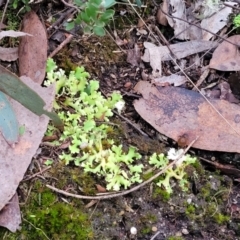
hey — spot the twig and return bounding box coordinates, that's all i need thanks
[47,8,76,33]
[48,34,74,58]
[61,0,80,12]
[23,218,50,240]
[158,3,240,48]
[0,0,9,28]
[46,137,198,199]
[150,231,161,240]
[223,2,240,10]
[113,109,149,137]
[23,166,51,182]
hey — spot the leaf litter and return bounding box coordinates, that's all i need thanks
[0,9,55,232]
[1,0,240,238]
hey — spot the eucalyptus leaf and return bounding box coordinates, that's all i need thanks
[0,65,63,129]
[0,91,19,145]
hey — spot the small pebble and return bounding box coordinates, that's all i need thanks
[175,231,182,237]
[124,82,132,89]
[130,227,137,235]
[182,228,189,235]
[152,226,158,232]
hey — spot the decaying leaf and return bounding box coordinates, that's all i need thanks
[127,44,141,67]
[0,194,21,232]
[152,74,187,86]
[209,35,240,71]
[0,65,63,128]
[133,81,240,153]
[0,91,19,145]
[142,40,218,62]
[0,30,32,40]
[18,10,47,84]
[156,0,168,26]
[0,47,18,62]
[165,0,189,39]
[201,3,234,40]
[0,76,55,211]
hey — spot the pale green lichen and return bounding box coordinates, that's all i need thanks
[45,59,142,191]
[46,59,196,193]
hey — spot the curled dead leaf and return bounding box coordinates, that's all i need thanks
[209,35,240,71]
[134,81,240,153]
[18,10,47,84]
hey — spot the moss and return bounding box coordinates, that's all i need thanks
[167,237,184,240]
[142,171,154,181]
[200,182,212,200]
[0,180,93,240]
[140,226,152,234]
[152,185,171,202]
[186,204,196,215]
[48,161,97,195]
[213,213,230,225]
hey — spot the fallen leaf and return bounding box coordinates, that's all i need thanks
[0,91,19,145]
[0,194,21,232]
[152,74,187,86]
[127,44,141,67]
[0,76,55,211]
[0,47,18,62]
[201,4,234,40]
[142,40,218,62]
[209,35,240,71]
[0,65,63,128]
[165,0,189,39]
[133,81,240,153]
[96,184,106,193]
[156,0,168,26]
[18,10,47,84]
[0,30,32,40]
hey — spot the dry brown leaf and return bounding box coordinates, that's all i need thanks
[165,0,189,39]
[18,10,47,84]
[142,40,218,62]
[0,194,21,232]
[201,4,234,40]
[156,0,168,26]
[152,74,186,86]
[0,30,32,40]
[209,35,240,71]
[96,184,107,193]
[133,81,240,153]
[0,76,55,211]
[0,47,18,61]
[127,44,141,67]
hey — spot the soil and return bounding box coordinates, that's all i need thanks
[1,2,240,240]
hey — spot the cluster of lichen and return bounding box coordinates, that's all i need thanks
[45,59,197,193]
[45,59,143,191]
[234,14,240,28]
[149,148,197,194]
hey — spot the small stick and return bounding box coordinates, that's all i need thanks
[113,109,149,137]
[48,34,73,58]
[46,137,199,200]
[61,0,81,12]
[23,166,51,182]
